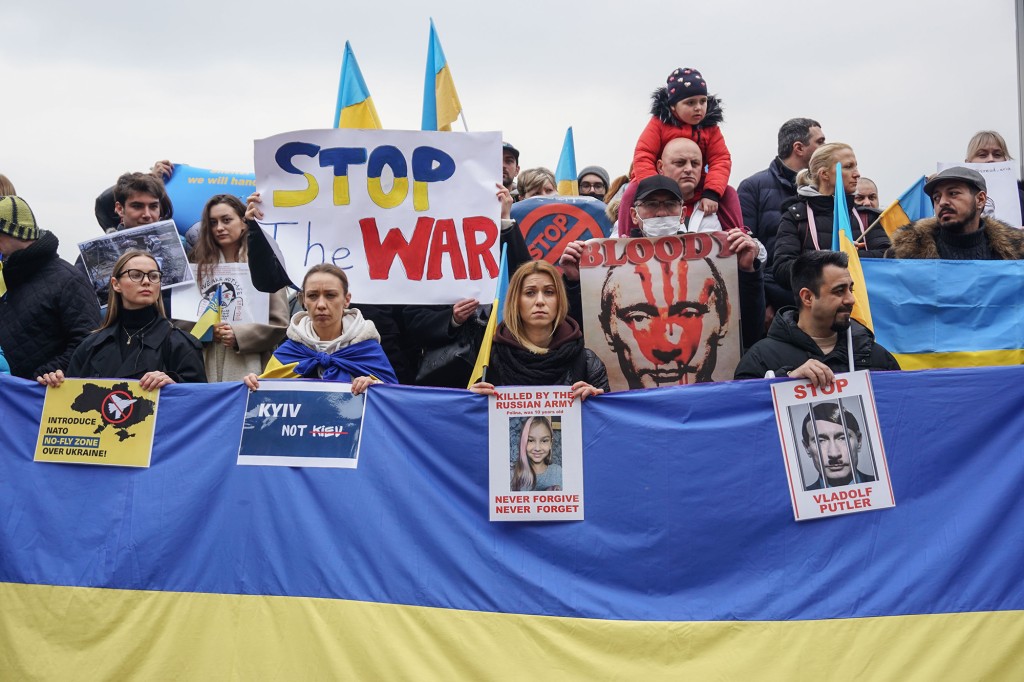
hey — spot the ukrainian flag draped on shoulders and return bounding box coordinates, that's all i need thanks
[261,311,397,384]
[832,163,873,331]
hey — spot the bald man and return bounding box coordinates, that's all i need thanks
[617,138,746,236]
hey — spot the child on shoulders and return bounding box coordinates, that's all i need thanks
[632,67,731,215]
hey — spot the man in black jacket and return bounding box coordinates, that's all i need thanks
[0,196,101,381]
[734,250,898,385]
[737,118,824,313]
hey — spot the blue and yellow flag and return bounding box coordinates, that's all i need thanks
[421,18,463,132]
[3,368,1024,678]
[832,163,873,331]
[863,259,1024,369]
[555,127,579,196]
[877,175,933,237]
[190,284,222,342]
[334,41,382,130]
[467,243,508,387]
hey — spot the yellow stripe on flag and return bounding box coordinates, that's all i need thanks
[338,97,382,130]
[839,231,873,331]
[878,203,912,238]
[259,357,302,379]
[893,349,1024,370]
[4,582,1024,681]
[557,180,579,196]
[434,66,461,132]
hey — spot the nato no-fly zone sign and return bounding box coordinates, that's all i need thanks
[35,379,159,468]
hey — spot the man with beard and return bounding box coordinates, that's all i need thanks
[886,167,1024,260]
[800,402,875,490]
[502,142,521,198]
[734,250,899,385]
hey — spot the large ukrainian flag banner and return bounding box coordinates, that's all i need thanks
[2,369,1024,679]
[862,259,1024,369]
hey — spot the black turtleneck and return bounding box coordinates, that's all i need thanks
[118,305,161,361]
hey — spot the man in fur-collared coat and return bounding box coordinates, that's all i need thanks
[886,166,1024,260]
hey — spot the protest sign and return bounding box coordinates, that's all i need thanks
[937,160,1022,227]
[254,129,501,304]
[34,379,159,467]
[237,380,366,468]
[77,220,194,296]
[164,164,256,237]
[772,370,894,521]
[510,195,613,263]
[488,386,583,522]
[579,234,742,391]
[171,263,269,324]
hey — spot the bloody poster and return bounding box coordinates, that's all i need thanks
[578,234,742,392]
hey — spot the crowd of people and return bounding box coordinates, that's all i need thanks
[1,65,1022,466]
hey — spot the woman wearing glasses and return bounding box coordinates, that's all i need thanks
[38,250,206,389]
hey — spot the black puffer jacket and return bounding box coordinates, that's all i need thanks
[734,307,900,380]
[0,231,102,379]
[738,157,798,262]
[772,191,889,292]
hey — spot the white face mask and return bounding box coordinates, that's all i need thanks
[639,214,683,237]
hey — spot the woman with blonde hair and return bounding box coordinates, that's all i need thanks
[470,260,607,400]
[516,168,557,199]
[772,142,890,290]
[965,130,1024,221]
[186,194,288,382]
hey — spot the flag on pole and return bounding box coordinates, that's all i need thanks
[191,284,222,343]
[877,176,932,237]
[334,41,382,130]
[555,127,579,196]
[421,19,463,132]
[832,164,873,331]
[467,244,509,387]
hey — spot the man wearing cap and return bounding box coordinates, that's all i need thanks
[502,142,521,197]
[0,196,101,382]
[886,167,1024,260]
[561,174,766,352]
[577,166,610,201]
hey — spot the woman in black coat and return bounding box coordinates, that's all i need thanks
[39,250,206,389]
[772,143,890,292]
[470,260,607,400]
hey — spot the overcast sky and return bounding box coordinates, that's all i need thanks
[5,0,1021,261]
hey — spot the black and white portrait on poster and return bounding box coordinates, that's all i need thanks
[772,370,895,521]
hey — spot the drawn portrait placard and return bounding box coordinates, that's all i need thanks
[579,234,742,392]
